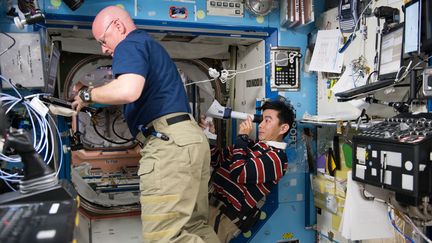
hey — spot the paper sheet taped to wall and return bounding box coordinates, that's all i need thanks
[339,171,394,240]
[309,29,344,73]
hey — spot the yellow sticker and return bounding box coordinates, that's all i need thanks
[76,195,80,208]
[196,10,205,19]
[260,211,267,220]
[116,4,125,9]
[50,0,62,8]
[282,232,294,239]
[256,16,264,24]
[243,230,252,238]
[75,213,79,226]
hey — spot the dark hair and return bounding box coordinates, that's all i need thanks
[260,98,295,138]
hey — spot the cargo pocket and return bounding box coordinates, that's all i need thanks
[138,160,160,194]
[155,133,203,193]
[172,133,203,147]
[174,132,203,157]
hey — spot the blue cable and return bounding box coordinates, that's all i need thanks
[388,210,415,243]
[338,33,356,53]
[319,232,340,243]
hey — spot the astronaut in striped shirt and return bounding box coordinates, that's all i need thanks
[200,97,295,243]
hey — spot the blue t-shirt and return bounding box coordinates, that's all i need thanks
[112,29,190,136]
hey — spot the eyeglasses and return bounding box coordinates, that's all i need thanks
[97,19,117,46]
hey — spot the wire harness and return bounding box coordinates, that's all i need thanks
[0,75,63,191]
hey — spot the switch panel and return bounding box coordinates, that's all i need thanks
[352,113,432,205]
[207,0,244,17]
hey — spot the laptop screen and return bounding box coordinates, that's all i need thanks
[404,0,421,55]
[378,25,403,80]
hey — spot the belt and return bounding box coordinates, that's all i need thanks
[140,114,191,138]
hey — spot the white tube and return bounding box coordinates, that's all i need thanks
[206,99,262,122]
[231,111,253,120]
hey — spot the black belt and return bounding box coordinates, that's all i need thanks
[165,114,191,126]
[141,114,191,138]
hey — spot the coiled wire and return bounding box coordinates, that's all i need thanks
[0,75,63,191]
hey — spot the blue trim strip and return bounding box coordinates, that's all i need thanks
[264,30,279,99]
[231,119,237,144]
[305,172,312,227]
[44,13,278,39]
[57,116,71,180]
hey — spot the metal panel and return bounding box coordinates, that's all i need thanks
[234,41,266,140]
[0,32,45,88]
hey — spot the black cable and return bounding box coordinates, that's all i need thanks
[405,71,423,103]
[0,32,16,57]
[111,114,134,142]
[365,97,406,113]
[397,56,432,84]
[92,121,131,145]
[365,70,377,84]
[409,75,423,103]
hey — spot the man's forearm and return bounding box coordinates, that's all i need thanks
[91,73,145,105]
[91,80,131,104]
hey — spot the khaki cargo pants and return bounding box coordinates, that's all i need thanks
[138,113,220,243]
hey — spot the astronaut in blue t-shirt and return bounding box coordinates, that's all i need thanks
[72,5,220,243]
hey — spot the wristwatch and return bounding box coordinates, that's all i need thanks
[79,87,93,103]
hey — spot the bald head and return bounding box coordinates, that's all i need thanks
[93,6,136,34]
[92,6,137,54]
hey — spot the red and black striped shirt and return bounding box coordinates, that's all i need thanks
[210,139,288,213]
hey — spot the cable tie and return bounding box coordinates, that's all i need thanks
[220,69,229,83]
[208,68,220,79]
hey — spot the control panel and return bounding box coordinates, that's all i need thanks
[270,47,302,91]
[352,113,432,205]
[206,0,244,17]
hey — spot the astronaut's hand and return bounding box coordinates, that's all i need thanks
[199,115,215,134]
[238,116,253,136]
[71,95,88,112]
